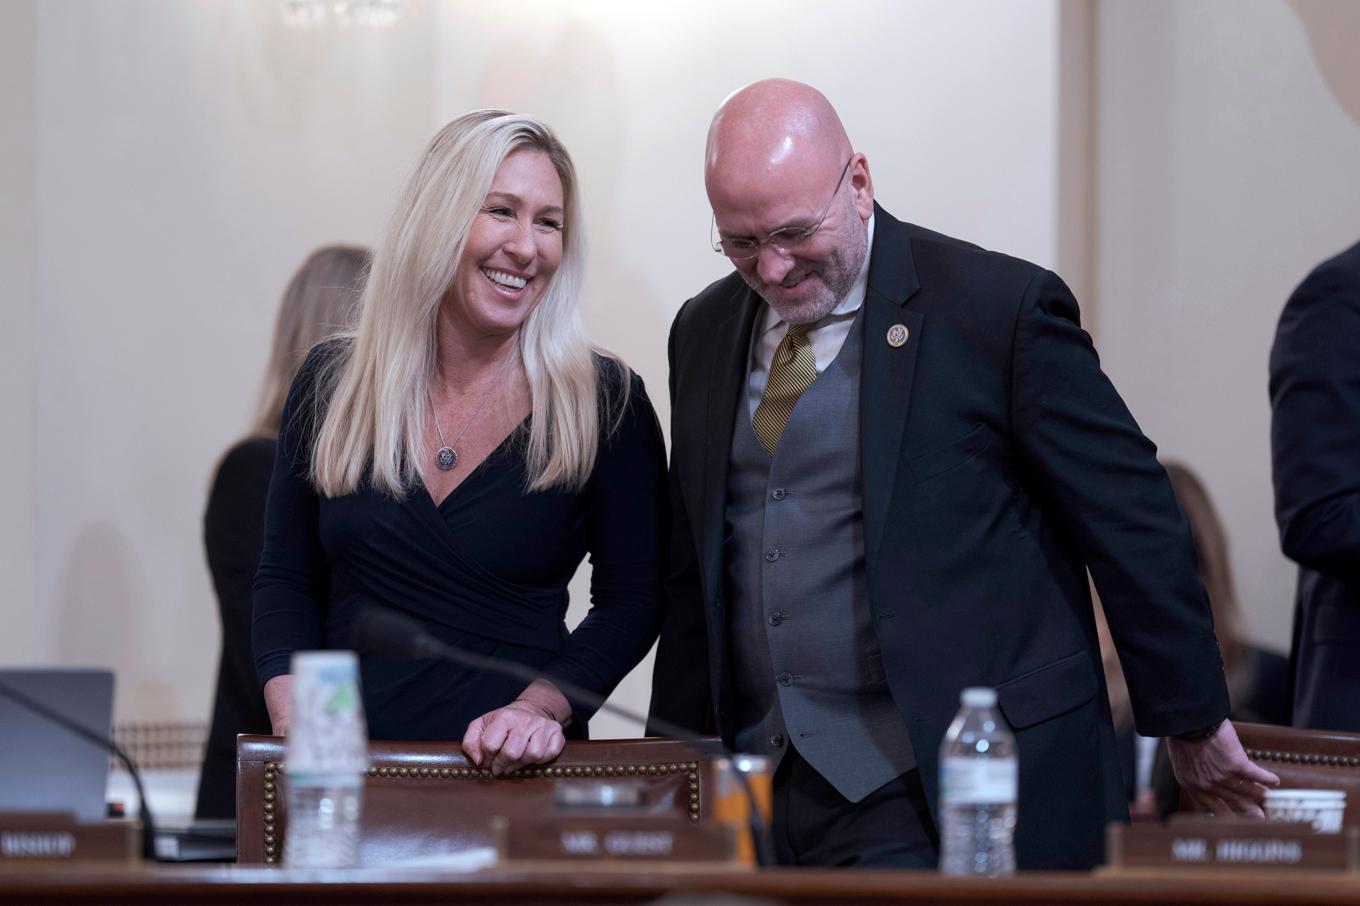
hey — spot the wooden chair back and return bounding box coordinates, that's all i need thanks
[236,735,713,864]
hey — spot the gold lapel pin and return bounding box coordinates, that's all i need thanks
[886,324,910,348]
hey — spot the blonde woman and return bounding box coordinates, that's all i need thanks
[252,112,666,775]
[197,245,369,820]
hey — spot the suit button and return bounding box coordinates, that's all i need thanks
[769,733,785,748]
[764,549,781,562]
[771,488,786,501]
[768,612,784,626]
[778,672,794,687]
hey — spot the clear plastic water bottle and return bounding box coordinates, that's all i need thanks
[284,651,368,868]
[938,687,1017,876]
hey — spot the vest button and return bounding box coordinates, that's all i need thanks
[771,487,786,501]
[769,733,785,748]
[767,612,784,627]
[778,672,794,687]
[764,549,781,562]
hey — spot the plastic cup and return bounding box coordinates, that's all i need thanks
[714,754,773,865]
[1263,788,1346,834]
[285,650,368,777]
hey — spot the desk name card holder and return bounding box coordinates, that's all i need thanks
[493,814,734,865]
[494,766,744,866]
[1106,816,1360,873]
[0,813,138,863]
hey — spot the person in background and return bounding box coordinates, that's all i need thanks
[195,245,370,820]
[1270,241,1360,732]
[1099,461,1290,817]
[253,111,667,776]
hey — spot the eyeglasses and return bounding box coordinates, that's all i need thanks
[710,156,854,261]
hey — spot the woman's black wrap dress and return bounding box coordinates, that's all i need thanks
[253,343,667,740]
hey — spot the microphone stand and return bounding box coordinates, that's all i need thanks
[364,612,776,867]
[0,678,158,862]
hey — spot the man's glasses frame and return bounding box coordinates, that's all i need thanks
[710,156,854,261]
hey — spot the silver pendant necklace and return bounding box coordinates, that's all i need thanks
[429,351,514,472]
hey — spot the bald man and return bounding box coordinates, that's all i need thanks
[647,79,1276,869]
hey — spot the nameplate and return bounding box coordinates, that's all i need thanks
[0,813,137,862]
[493,815,733,864]
[1107,817,1358,872]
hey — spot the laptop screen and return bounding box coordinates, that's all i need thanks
[0,668,114,824]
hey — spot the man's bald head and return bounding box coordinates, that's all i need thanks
[706,79,854,209]
[704,79,874,325]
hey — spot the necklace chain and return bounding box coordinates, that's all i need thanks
[429,350,515,471]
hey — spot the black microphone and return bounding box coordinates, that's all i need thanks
[351,605,775,866]
[354,605,450,663]
[0,678,158,862]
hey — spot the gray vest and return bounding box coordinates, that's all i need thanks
[725,313,916,803]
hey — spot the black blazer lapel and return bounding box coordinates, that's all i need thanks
[698,287,763,606]
[861,205,924,568]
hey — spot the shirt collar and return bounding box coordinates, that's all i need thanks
[760,212,876,335]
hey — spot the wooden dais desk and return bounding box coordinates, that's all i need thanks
[2,864,1360,905]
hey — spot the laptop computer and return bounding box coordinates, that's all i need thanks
[0,668,114,824]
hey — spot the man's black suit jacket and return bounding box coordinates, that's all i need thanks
[648,205,1229,869]
[1271,240,1360,732]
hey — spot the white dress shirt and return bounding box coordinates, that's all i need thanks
[746,214,876,418]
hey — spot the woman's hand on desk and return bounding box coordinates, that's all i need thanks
[263,674,293,737]
[463,680,571,776]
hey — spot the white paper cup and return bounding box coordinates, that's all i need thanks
[286,650,369,777]
[1263,788,1346,834]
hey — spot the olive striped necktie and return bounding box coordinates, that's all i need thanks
[753,322,817,456]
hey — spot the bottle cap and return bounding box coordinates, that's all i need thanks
[960,687,997,708]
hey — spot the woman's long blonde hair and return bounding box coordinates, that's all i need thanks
[253,245,370,437]
[310,110,616,497]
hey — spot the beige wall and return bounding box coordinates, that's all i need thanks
[1094,0,1360,652]
[31,0,437,721]
[18,0,1351,737]
[0,0,37,665]
[18,0,1069,735]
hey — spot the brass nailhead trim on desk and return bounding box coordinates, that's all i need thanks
[259,760,703,865]
[1246,748,1360,768]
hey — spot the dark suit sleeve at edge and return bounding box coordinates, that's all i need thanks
[1270,257,1360,585]
[647,304,717,736]
[1009,270,1229,737]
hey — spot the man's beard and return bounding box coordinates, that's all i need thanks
[742,217,867,326]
